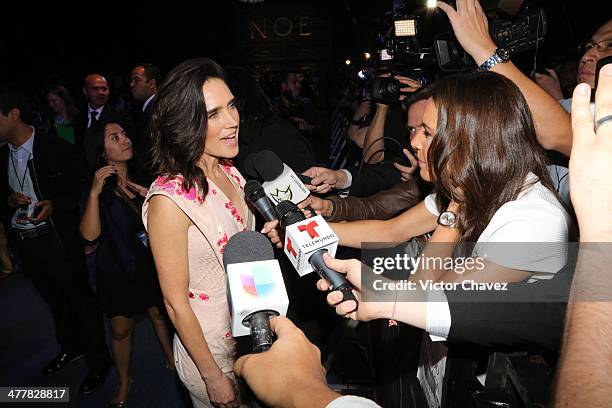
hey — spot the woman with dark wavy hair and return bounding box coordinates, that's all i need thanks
[320,71,571,285]
[143,58,274,408]
[80,121,175,406]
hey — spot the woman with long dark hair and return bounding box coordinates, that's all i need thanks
[80,121,175,407]
[143,58,276,408]
[297,72,571,287]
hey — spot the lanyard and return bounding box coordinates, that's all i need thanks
[9,150,31,193]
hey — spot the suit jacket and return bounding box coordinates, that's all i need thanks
[0,132,83,246]
[73,104,133,151]
[131,96,155,164]
[326,180,421,222]
[445,253,576,353]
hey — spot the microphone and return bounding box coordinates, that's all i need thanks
[223,231,289,352]
[244,180,277,222]
[249,150,311,205]
[275,201,357,304]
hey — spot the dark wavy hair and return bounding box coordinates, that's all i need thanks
[427,71,556,243]
[84,120,151,205]
[149,58,226,195]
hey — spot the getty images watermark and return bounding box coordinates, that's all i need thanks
[370,253,509,292]
[357,242,583,303]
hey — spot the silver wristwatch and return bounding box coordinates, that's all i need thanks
[437,211,457,228]
[477,48,511,72]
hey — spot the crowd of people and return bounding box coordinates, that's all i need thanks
[0,0,611,407]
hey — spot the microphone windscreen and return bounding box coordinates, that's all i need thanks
[222,231,275,269]
[283,211,306,227]
[275,200,300,219]
[242,153,260,180]
[244,180,264,201]
[253,150,284,181]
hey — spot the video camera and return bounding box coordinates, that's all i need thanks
[380,0,547,72]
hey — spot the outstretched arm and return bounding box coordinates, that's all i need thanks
[438,0,572,156]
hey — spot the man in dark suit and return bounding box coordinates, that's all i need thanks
[129,63,160,163]
[73,74,129,151]
[0,87,111,394]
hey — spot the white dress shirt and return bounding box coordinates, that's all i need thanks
[87,105,105,128]
[142,94,155,112]
[7,128,45,230]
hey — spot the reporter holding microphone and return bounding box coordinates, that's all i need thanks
[234,316,381,408]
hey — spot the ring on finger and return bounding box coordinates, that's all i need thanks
[595,114,612,132]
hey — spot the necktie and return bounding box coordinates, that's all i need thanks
[89,110,98,127]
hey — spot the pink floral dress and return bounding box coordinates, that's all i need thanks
[142,164,254,408]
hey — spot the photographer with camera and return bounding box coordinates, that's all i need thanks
[436,0,573,157]
[299,89,429,221]
[362,74,422,164]
[303,74,422,197]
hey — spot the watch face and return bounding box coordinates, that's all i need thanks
[439,211,456,227]
[497,48,511,61]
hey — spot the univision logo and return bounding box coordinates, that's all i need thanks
[241,264,275,297]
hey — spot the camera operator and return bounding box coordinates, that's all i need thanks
[362,74,422,164]
[299,90,429,222]
[303,76,422,197]
[437,0,573,157]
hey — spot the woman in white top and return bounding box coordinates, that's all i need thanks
[327,71,571,285]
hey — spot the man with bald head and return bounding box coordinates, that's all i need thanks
[73,73,126,151]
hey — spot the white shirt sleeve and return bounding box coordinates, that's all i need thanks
[326,395,381,408]
[338,169,352,189]
[426,289,452,341]
[474,200,569,275]
[424,193,439,216]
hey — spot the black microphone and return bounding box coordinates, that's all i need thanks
[223,231,289,353]
[254,150,312,184]
[275,200,357,305]
[244,180,277,222]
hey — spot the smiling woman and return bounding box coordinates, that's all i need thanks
[142,58,259,408]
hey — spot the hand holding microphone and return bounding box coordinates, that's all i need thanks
[316,255,389,322]
[244,180,283,248]
[223,231,289,353]
[275,200,358,306]
[245,150,311,205]
[301,166,349,194]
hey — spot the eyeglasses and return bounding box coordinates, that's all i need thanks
[580,39,612,54]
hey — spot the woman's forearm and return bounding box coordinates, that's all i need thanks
[79,193,102,241]
[165,299,224,380]
[330,219,401,249]
[415,226,461,283]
